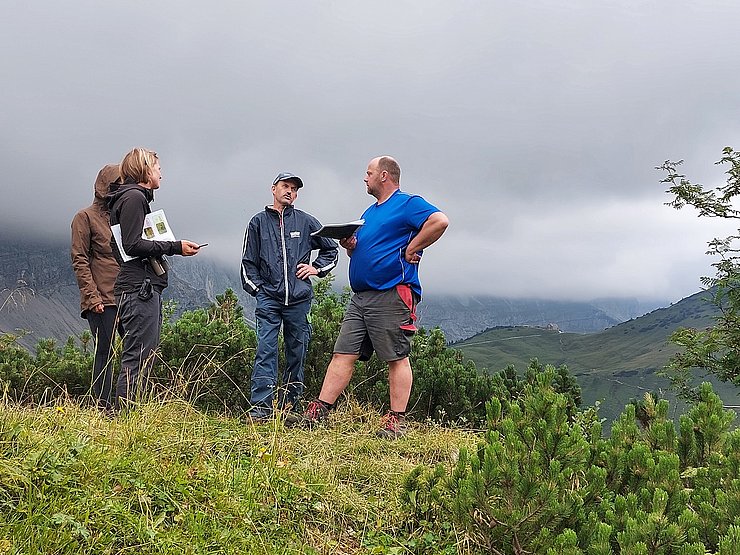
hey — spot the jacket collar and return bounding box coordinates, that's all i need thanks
[120,179,154,202]
[265,204,295,217]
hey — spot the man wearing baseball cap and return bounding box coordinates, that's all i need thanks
[240,172,338,421]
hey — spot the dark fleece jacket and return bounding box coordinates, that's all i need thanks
[107,180,182,295]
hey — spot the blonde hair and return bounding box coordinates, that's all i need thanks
[120,147,158,184]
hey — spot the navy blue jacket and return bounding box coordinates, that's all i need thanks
[240,205,338,305]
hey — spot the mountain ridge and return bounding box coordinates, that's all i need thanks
[1,237,668,350]
[454,288,739,425]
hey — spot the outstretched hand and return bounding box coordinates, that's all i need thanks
[181,240,200,256]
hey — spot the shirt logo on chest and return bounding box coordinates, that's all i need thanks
[290,231,301,239]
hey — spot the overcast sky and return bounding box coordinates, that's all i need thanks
[2,1,739,302]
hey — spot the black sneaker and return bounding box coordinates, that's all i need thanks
[376,412,408,439]
[284,400,329,428]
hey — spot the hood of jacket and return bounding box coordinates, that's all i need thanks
[106,179,154,209]
[94,165,121,206]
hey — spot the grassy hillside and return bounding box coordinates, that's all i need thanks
[0,400,476,555]
[3,387,739,554]
[455,289,740,423]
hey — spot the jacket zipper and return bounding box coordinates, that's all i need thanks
[279,210,289,305]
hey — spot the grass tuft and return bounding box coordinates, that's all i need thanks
[0,399,475,554]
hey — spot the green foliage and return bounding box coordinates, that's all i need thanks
[525,359,582,416]
[157,289,256,412]
[402,374,739,554]
[719,525,740,555]
[2,290,258,413]
[0,332,36,396]
[403,367,602,554]
[453,369,601,553]
[33,336,94,397]
[628,391,667,429]
[658,147,740,397]
[303,276,351,400]
[402,328,501,425]
[0,332,92,403]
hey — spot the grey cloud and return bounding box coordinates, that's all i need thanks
[1,1,739,303]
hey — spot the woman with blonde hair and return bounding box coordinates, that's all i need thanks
[107,147,200,409]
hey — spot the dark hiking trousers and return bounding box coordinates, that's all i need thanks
[86,305,124,410]
[115,290,162,409]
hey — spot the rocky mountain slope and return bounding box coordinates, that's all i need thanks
[1,238,663,349]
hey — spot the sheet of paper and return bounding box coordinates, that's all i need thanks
[111,209,177,261]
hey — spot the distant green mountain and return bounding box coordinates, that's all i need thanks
[418,294,665,342]
[454,289,740,425]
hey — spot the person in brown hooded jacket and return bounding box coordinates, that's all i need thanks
[71,164,123,412]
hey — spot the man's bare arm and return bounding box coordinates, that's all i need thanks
[405,212,449,264]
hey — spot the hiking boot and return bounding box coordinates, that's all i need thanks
[284,400,329,428]
[101,407,117,420]
[376,412,408,439]
[246,410,272,424]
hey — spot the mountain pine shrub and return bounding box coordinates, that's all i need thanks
[402,370,739,554]
[0,333,92,403]
[156,289,256,412]
[0,332,37,399]
[402,367,603,553]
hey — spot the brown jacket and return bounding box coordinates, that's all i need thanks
[71,165,121,317]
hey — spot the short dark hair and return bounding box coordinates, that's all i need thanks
[377,156,401,184]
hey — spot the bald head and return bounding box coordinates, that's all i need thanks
[375,156,401,185]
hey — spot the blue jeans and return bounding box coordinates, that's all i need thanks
[250,292,311,417]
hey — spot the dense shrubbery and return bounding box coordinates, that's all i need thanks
[303,277,350,397]
[156,289,256,411]
[0,333,94,403]
[401,370,740,554]
[0,280,516,425]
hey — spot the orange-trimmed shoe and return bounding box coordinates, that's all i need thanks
[284,400,329,428]
[376,412,408,439]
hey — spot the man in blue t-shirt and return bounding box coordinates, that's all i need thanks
[287,156,449,438]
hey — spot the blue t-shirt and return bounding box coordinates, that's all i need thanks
[349,189,439,297]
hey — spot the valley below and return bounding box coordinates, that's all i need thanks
[454,290,740,425]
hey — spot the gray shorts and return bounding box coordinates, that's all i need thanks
[333,288,416,362]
